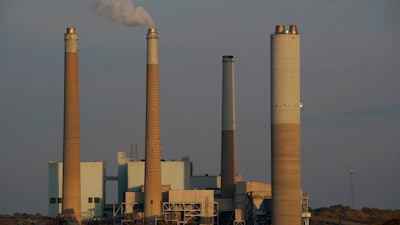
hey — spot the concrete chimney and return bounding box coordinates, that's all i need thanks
[144,28,162,224]
[62,27,81,223]
[270,24,301,225]
[220,55,237,198]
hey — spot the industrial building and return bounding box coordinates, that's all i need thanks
[48,162,106,219]
[49,153,276,225]
[49,25,310,225]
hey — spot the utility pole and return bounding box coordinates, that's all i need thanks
[350,165,355,209]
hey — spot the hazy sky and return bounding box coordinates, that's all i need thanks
[1,0,399,215]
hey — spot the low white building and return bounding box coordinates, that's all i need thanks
[118,151,210,201]
[48,161,106,219]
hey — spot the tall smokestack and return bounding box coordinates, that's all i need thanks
[221,55,237,198]
[144,28,162,224]
[270,24,301,225]
[62,27,81,223]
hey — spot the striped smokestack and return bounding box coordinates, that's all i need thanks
[270,24,301,225]
[144,28,162,224]
[221,55,237,198]
[62,27,81,223]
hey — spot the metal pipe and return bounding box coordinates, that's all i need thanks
[289,24,298,34]
[275,25,285,34]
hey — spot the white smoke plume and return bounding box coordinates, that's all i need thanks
[97,0,155,28]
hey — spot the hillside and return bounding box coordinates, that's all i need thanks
[310,205,400,225]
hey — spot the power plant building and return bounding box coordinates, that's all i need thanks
[48,153,276,224]
[117,152,192,195]
[49,26,310,225]
[48,162,106,219]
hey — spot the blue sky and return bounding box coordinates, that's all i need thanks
[0,0,399,215]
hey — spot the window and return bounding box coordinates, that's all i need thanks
[94,197,100,203]
[50,198,56,204]
[88,197,93,203]
[58,198,62,203]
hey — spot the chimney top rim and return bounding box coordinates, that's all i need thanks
[66,27,76,34]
